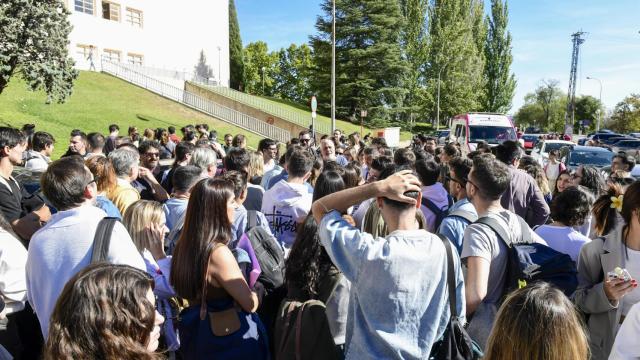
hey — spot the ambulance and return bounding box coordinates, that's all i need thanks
[448,113,517,154]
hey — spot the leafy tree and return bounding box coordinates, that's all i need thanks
[311,0,409,126]
[425,0,484,125]
[273,44,313,103]
[482,0,516,113]
[194,50,213,80]
[229,0,244,90]
[515,79,566,132]
[0,0,78,102]
[608,94,640,133]
[400,0,430,124]
[574,95,603,132]
[514,101,544,130]
[243,41,278,96]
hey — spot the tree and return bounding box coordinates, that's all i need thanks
[514,79,566,132]
[229,0,244,90]
[400,0,430,124]
[425,0,485,124]
[574,95,603,132]
[194,50,213,80]
[0,0,78,102]
[311,0,409,126]
[243,41,278,96]
[482,0,516,113]
[272,44,313,103]
[608,94,640,133]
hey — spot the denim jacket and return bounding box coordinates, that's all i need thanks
[319,211,465,360]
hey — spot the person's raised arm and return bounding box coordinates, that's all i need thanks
[139,167,170,202]
[209,245,259,313]
[312,170,421,225]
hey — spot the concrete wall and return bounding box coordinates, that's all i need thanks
[67,0,229,86]
[185,82,317,140]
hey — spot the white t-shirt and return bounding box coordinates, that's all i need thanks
[610,302,640,360]
[0,230,27,315]
[621,248,640,316]
[534,224,591,262]
[26,205,145,338]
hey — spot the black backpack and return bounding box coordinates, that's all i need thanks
[430,234,481,360]
[475,214,578,297]
[91,217,119,263]
[423,195,454,230]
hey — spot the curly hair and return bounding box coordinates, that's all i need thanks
[45,263,160,360]
[550,186,593,226]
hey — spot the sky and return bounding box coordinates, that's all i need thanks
[236,0,640,114]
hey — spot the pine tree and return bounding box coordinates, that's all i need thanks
[229,0,244,90]
[426,0,484,124]
[482,0,516,113]
[311,0,409,126]
[194,50,213,80]
[0,0,78,102]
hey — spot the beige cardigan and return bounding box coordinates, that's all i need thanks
[575,222,630,360]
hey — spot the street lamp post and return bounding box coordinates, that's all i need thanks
[586,76,603,131]
[436,66,446,131]
[331,0,336,133]
[360,109,367,138]
[217,46,221,86]
[261,66,266,95]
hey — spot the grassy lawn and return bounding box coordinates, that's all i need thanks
[0,71,263,159]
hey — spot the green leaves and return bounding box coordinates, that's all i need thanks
[229,0,244,90]
[0,0,78,103]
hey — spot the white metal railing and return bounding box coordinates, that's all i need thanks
[101,60,290,143]
[191,82,331,135]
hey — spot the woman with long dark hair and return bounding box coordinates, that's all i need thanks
[45,263,164,359]
[170,178,268,359]
[575,180,640,359]
[281,170,350,353]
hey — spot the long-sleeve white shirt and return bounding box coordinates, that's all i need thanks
[0,230,27,315]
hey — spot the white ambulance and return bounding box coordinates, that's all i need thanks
[448,113,517,154]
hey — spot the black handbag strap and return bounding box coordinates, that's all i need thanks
[437,234,457,318]
[247,210,258,230]
[91,217,118,263]
[475,214,531,248]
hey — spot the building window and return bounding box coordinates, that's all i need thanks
[126,8,143,28]
[102,1,120,21]
[127,53,144,66]
[74,0,94,14]
[102,49,121,62]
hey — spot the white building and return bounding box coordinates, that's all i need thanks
[66,0,230,86]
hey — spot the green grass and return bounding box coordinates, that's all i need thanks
[0,71,263,159]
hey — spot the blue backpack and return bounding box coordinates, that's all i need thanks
[475,215,578,298]
[422,195,454,230]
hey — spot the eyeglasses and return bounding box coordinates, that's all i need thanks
[86,175,99,187]
[300,138,311,143]
[570,172,582,180]
[445,174,463,185]
[464,176,478,189]
[145,152,160,158]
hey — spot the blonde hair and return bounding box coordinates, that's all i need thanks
[123,200,164,253]
[248,151,264,179]
[484,282,589,360]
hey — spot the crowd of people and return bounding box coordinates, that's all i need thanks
[1,122,640,360]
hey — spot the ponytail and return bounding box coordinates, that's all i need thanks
[592,184,623,237]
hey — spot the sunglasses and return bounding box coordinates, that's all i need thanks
[445,174,463,185]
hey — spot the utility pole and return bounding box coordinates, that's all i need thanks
[564,31,587,136]
[586,76,602,131]
[331,0,336,133]
[261,66,265,95]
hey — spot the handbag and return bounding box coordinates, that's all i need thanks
[430,234,482,360]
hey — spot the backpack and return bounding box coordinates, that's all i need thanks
[430,234,482,360]
[274,273,343,360]
[475,214,578,297]
[423,195,454,230]
[444,209,478,225]
[91,217,118,263]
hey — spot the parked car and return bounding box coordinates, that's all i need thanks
[604,136,635,146]
[531,140,575,166]
[522,134,543,153]
[629,132,640,139]
[611,140,640,159]
[436,130,450,145]
[563,145,614,171]
[448,113,516,155]
[591,133,623,144]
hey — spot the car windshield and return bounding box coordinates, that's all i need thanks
[617,141,640,148]
[523,135,538,141]
[469,126,516,144]
[543,142,571,153]
[568,151,613,167]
